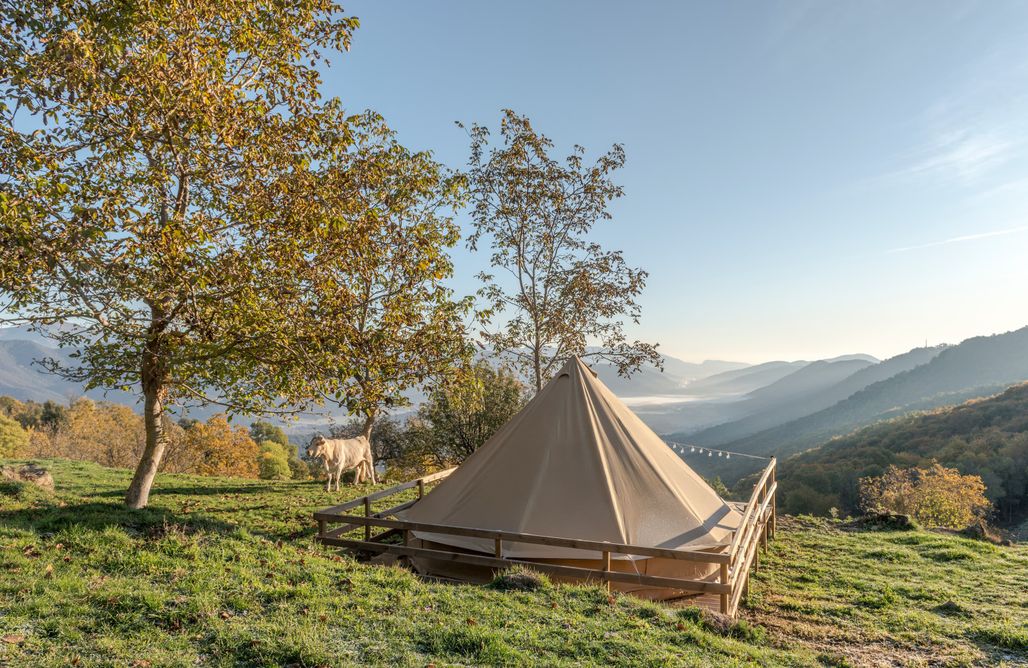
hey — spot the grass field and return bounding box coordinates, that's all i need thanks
[0,459,1025,667]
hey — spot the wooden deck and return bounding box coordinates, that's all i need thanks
[314,459,776,617]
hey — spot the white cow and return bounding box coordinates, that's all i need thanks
[307,434,377,491]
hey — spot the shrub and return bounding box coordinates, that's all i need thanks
[0,414,30,457]
[859,461,990,529]
[489,565,549,592]
[257,441,292,480]
[676,606,766,642]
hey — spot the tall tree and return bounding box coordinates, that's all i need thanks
[463,110,661,392]
[0,1,461,507]
[310,125,472,440]
[415,360,527,466]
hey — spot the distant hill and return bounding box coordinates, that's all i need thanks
[659,358,751,383]
[0,338,74,402]
[682,360,810,396]
[722,326,1028,461]
[688,346,944,446]
[776,382,1028,525]
[0,337,139,406]
[593,357,750,397]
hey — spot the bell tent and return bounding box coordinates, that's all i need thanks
[400,356,742,599]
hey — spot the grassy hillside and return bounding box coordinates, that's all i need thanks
[1,460,1026,667]
[776,383,1028,523]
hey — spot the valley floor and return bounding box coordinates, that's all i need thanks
[0,460,1025,667]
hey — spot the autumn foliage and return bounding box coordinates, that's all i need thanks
[164,416,259,479]
[859,461,991,528]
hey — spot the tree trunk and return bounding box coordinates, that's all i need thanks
[361,412,375,441]
[125,312,169,509]
[533,344,543,393]
[360,412,377,484]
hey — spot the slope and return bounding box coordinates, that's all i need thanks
[0,458,1024,666]
[776,382,1028,523]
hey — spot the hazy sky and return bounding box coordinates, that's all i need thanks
[322,1,1028,363]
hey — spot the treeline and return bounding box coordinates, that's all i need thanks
[0,395,306,480]
[776,382,1028,524]
[0,360,528,483]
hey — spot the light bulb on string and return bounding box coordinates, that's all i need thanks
[726,453,731,460]
[690,447,695,453]
[707,451,712,457]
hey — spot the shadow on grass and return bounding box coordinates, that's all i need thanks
[0,500,241,539]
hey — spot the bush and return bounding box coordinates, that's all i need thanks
[489,565,549,592]
[0,414,30,457]
[859,461,990,529]
[676,607,766,642]
[257,441,292,480]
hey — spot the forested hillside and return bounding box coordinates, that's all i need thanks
[777,383,1028,524]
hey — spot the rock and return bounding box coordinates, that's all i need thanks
[0,463,54,492]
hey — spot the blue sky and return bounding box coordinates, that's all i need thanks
[322,1,1028,363]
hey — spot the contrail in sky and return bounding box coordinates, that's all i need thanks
[886,224,1028,254]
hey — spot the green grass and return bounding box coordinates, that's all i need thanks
[1,460,1026,667]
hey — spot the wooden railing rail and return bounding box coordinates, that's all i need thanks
[728,458,776,561]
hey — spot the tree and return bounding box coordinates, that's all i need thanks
[0,1,456,507]
[859,461,991,528]
[257,440,292,480]
[416,360,527,466]
[13,400,68,436]
[462,110,661,391]
[0,414,29,457]
[286,449,310,481]
[54,399,145,468]
[309,125,472,441]
[250,421,289,447]
[176,415,259,479]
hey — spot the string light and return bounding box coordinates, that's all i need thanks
[664,440,773,462]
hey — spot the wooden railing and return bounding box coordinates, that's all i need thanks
[314,458,776,617]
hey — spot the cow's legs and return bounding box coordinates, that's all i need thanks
[325,471,332,492]
[365,457,376,485]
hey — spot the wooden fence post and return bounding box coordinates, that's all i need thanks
[603,550,611,593]
[770,461,777,539]
[719,563,729,614]
[494,537,502,558]
[417,479,425,499]
[364,496,372,541]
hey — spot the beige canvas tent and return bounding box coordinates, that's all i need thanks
[400,356,742,599]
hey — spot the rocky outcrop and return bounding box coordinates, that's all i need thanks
[0,463,54,492]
